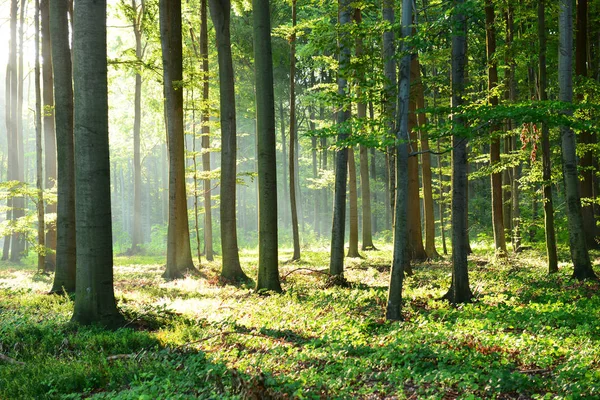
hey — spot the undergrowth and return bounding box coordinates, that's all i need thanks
[1,245,599,399]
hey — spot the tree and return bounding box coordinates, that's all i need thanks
[253,0,281,293]
[386,0,411,321]
[329,0,351,281]
[160,0,197,280]
[34,0,45,273]
[443,0,473,304]
[71,0,123,327]
[289,0,300,261]
[382,0,395,232]
[200,0,214,261]
[49,0,76,294]
[538,0,558,274]
[41,0,57,269]
[558,0,597,280]
[347,147,361,258]
[209,0,248,281]
[485,0,507,256]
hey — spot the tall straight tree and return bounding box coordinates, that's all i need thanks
[253,0,281,293]
[50,0,76,294]
[386,0,411,321]
[485,0,507,255]
[200,0,214,261]
[382,0,395,230]
[160,0,196,279]
[289,0,300,261]
[444,0,473,304]
[347,148,360,258]
[209,0,247,281]
[41,0,57,268]
[538,0,558,273]
[71,0,123,326]
[558,0,597,280]
[34,0,45,272]
[329,0,351,280]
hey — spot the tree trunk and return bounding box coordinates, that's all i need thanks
[3,32,14,262]
[382,0,395,232]
[538,0,558,274]
[49,0,76,294]
[200,0,214,261]
[41,0,57,268]
[34,0,46,273]
[444,0,473,304]
[130,0,144,254]
[253,0,281,293]
[329,0,351,280]
[71,0,123,327]
[386,0,411,321]
[309,106,319,237]
[347,147,361,258]
[576,0,598,249]
[558,0,597,280]
[209,0,247,281]
[485,0,507,256]
[289,0,300,261]
[160,0,196,279]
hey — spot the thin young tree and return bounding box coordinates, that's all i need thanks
[386,0,411,321]
[160,0,197,279]
[329,0,351,281]
[49,0,76,294]
[558,0,597,280]
[347,147,361,258]
[382,0,396,230]
[253,0,281,293]
[200,0,214,261]
[289,0,301,261]
[34,0,45,272]
[209,0,248,281]
[443,0,473,304]
[485,0,507,256]
[538,0,558,273]
[71,0,123,326]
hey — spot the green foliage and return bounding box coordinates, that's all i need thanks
[2,245,600,399]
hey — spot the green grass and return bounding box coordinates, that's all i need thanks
[1,244,600,399]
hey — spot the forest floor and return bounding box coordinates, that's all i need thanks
[1,243,600,399]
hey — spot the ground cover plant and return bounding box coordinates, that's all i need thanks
[1,244,599,399]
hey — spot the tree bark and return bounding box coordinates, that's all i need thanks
[347,147,361,258]
[71,0,123,327]
[200,0,214,261]
[444,0,473,304]
[329,0,351,280]
[160,0,196,279]
[34,0,46,273]
[209,0,247,281]
[41,0,57,268]
[485,0,507,256]
[253,0,281,293]
[289,0,300,261]
[382,0,395,232]
[49,0,76,294]
[558,0,597,280]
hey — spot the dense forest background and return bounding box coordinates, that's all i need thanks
[0,0,599,398]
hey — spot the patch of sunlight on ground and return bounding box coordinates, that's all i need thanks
[0,270,52,293]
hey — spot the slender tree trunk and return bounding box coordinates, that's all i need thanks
[383,0,395,232]
[444,0,473,304]
[160,0,196,279]
[485,0,507,256]
[289,0,300,261]
[191,92,202,265]
[347,148,361,258]
[41,0,57,268]
[253,0,281,292]
[49,0,76,294]
[354,8,375,251]
[558,0,597,280]
[34,0,46,272]
[309,106,319,237]
[576,0,598,249]
[538,0,558,274]
[3,45,13,262]
[200,0,213,261]
[209,0,247,280]
[386,0,411,321]
[71,0,123,327]
[329,0,351,281]
[279,100,289,227]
